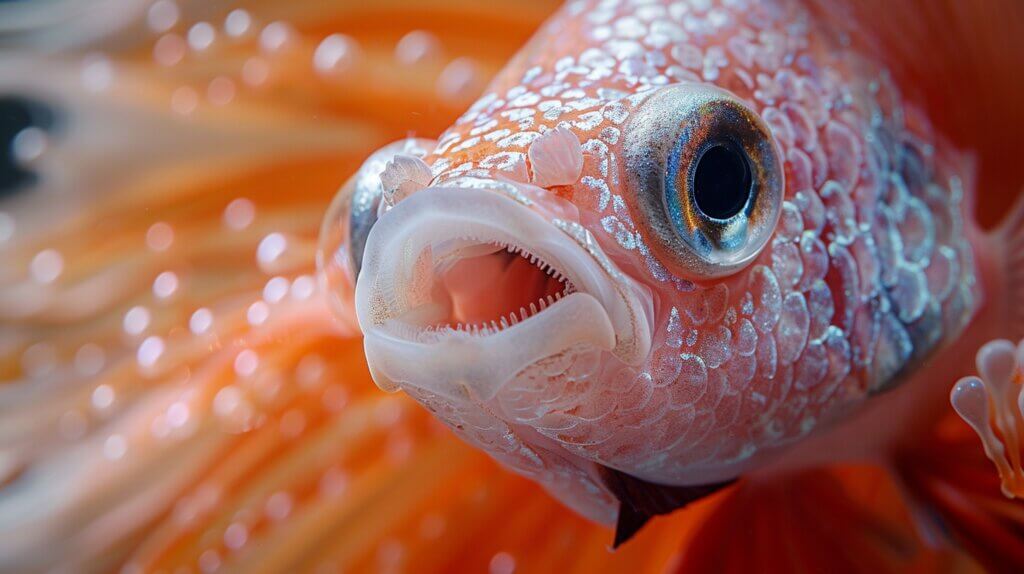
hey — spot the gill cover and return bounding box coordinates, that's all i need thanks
[622,84,784,281]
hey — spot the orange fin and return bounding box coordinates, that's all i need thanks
[673,468,948,574]
[898,419,1024,572]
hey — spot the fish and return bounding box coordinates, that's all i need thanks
[330,0,1024,555]
[0,0,1023,572]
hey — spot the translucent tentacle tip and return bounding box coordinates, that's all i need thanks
[950,339,1024,497]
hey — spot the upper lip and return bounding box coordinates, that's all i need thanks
[354,182,653,401]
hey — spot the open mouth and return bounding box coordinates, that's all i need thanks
[354,183,652,401]
[419,239,577,340]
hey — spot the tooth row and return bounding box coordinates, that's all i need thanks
[500,241,570,286]
[447,237,570,286]
[418,238,578,340]
[421,291,569,340]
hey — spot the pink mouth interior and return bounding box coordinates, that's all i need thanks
[433,244,573,330]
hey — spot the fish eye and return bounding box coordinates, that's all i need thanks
[623,84,783,281]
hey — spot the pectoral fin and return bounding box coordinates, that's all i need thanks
[596,465,736,548]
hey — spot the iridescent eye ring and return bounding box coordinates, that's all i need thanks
[623,84,784,281]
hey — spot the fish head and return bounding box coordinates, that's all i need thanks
[333,78,796,493]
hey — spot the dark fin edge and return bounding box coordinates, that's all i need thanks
[596,464,735,548]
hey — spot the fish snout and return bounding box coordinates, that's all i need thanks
[353,182,653,402]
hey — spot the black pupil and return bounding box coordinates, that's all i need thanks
[693,143,752,220]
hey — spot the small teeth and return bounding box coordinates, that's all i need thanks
[416,237,577,340]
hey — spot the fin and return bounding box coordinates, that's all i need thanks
[800,0,1024,225]
[596,465,735,548]
[991,193,1024,342]
[892,337,1024,572]
[674,468,943,573]
[898,417,1024,572]
[970,191,1024,345]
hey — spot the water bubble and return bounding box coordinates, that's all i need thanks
[313,34,358,76]
[263,276,289,303]
[224,9,252,38]
[153,33,186,66]
[257,232,287,267]
[81,53,114,92]
[247,301,269,325]
[123,305,151,336]
[377,540,404,571]
[241,57,270,87]
[224,198,255,230]
[150,414,170,439]
[198,549,221,573]
[30,249,63,284]
[234,349,259,377]
[295,354,325,391]
[12,127,47,164]
[224,522,249,551]
[264,491,293,521]
[189,308,213,335]
[147,0,179,33]
[260,21,293,54]
[92,384,116,411]
[319,467,348,498]
[322,385,348,412]
[207,77,235,106]
[22,342,57,379]
[489,552,516,574]
[437,58,480,102]
[395,31,440,65]
[153,271,179,299]
[167,401,190,428]
[146,222,174,251]
[137,336,165,369]
[74,343,106,376]
[213,385,255,432]
[171,86,199,115]
[104,434,127,460]
[187,22,216,52]
[0,212,14,243]
[290,275,315,300]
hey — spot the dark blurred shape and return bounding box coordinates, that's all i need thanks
[0,94,57,198]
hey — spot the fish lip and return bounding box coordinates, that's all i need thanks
[354,182,653,401]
